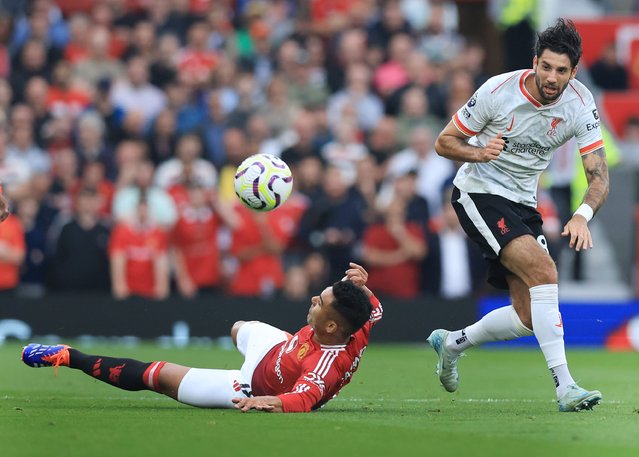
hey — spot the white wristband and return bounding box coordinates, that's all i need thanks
[574,203,594,222]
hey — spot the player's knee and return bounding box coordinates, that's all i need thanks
[537,261,558,285]
[525,255,557,286]
[230,321,246,347]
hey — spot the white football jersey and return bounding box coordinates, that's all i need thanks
[452,69,603,207]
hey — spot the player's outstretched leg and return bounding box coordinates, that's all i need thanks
[22,343,166,392]
[557,384,602,412]
[22,343,243,409]
[426,304,534,392]
[426,329,460,392]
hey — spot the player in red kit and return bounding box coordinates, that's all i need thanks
[22,263,381,413]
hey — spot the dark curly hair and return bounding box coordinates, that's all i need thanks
[535,18,582,68]
[331,280,373,335]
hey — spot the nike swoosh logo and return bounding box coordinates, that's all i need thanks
[506,114,515,132]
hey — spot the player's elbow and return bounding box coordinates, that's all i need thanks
[434,135,448,158]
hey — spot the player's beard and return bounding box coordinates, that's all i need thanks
[534,73,568,102]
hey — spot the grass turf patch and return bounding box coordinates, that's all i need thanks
[2,343,638,457]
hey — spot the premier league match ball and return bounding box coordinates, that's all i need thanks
[234,154,293,211]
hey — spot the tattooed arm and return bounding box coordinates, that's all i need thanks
[560,147,610,251]
[580,147,610,213]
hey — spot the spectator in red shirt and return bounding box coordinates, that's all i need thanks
[362,196,427,299]
[63,13,91,64]
[171,182,236,298]
[306,0,356,36]
[109,194,170,300]
[178,20,218,89]
[227,205,289,297]
[0,213,26,293]
[46,60,90,120]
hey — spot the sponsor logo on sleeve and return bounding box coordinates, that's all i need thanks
[586,109,601,131]
[462,107,471,119]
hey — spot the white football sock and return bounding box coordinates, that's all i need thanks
[550,364,575,397]
[445,305,534,354]
[445,329,472,353]
[529,284,575,397]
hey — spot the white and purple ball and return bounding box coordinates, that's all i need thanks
[234,154,293,211]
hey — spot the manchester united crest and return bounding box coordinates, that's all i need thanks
[297,342,310,360]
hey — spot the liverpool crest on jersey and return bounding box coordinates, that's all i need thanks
[546,117,563,136]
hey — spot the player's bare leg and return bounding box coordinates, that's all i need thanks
[155,363,190,399]
[507,275,532,329]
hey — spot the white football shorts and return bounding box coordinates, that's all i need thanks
[177,321,288,408]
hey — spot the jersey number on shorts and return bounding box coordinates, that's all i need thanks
[537,235,549,254]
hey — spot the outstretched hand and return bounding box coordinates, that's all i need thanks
[561,215,593,251]
[342,262,368,287]
[232,396,283,413]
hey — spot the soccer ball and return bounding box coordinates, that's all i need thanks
[234,154,293,211]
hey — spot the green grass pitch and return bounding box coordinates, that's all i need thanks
[2,342,638,457]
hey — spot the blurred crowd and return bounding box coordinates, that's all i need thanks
[0,0,625,302]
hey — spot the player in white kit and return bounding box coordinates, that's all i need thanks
[427,19,608,411]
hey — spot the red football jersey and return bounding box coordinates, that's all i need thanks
[171,205,221,287]
[109,223,169,298]
[364,222,425,299]
[0,215,25,290]
[251,295,383,412]
[228,205,289,296]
